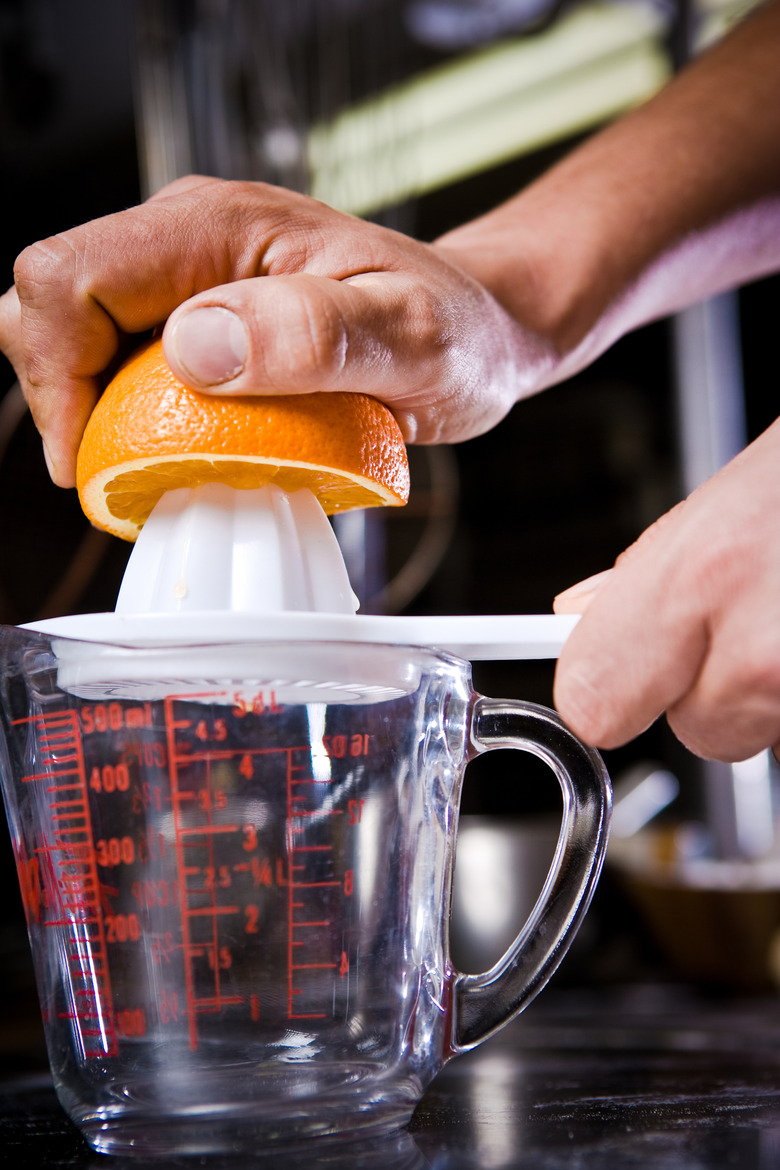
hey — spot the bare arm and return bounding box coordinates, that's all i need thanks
[435,0,780,360]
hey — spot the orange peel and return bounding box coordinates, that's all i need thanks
[76,338,409,542]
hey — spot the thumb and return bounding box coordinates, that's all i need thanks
[164,304,248,388]
[161,271,439,440]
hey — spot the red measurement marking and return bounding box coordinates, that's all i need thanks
[285,746,348,1021]
[172,750,234,766]
[170,744,311,767]
[22,769,82,783]
[291,809,344,818]
[292,880,342,889]
[14,710,118,1058]
[183,906,239,917]
[166,697,201,1050]
[167,696,273,1049]
[189,996,244,1010]
[178,824,240,836]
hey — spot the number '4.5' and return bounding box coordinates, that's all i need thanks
[194,719,227,742]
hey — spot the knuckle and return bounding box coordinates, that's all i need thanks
[262,216,332,273]
[299,294,349,378]
[726,644,780,704]
[205,177,259,214]
[12,238,82,393]
[224,177,268,202]
[203,181,329,275]
[13,235,79,305]
[262,282,349,385]
[697,530,751,601]
[410,281,458,352]
[150,173,221,200]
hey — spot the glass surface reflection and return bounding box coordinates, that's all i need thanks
[93,1128,429,1170]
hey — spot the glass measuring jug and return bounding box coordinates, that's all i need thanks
[0,626,610,1156]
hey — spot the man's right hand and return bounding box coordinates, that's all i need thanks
[0,175,558,487]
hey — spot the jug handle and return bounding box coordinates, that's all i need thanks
[452,697,612,1052]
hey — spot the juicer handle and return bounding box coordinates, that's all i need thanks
[453,698,612,1052]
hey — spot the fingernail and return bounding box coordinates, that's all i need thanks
[171,306,247,386]
[42,440,57,481]
[553,568,613,613]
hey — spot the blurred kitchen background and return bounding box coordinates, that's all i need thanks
[2,0,780,1070]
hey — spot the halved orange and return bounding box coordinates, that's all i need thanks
[76,338,409,541]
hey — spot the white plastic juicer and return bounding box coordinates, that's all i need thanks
[24,481,578,660]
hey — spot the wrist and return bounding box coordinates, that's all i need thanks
[433,187,619,356]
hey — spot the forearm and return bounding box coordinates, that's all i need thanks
[543,193,780,387]
[434,0,780,360]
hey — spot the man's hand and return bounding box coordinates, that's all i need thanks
[554,418,780,763]
[0,176,557,487]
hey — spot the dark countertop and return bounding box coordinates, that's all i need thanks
[3,984,780,1168]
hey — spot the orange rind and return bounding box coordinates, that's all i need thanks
[76,338,409,541]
